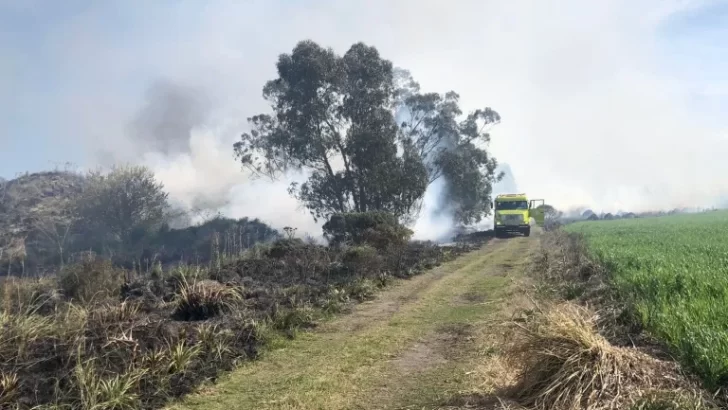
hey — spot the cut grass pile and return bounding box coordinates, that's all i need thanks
[565,210,728,390]
[505,302,706,410]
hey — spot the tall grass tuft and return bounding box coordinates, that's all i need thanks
[172,277,242,321]
[74,358,146,410]
[505,302,711,410]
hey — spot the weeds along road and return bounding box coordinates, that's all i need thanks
[168,233,539,410]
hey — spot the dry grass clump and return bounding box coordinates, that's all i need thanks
[0,276,60,314]
[532,230,647,349]
[0,371,20,406]
[58,255,127,304]
[630,389,715,410]
[172,278,243,321]
[532,230,607,298]
[505,302,712,410]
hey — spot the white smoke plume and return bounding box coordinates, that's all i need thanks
[411,178,454,242]
[6,0,728,239]
[130,90,322,235]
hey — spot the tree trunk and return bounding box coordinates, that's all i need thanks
[322,156,346,213]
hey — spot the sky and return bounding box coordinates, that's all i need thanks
[2,0,728,236]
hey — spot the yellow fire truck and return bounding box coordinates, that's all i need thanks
[492,193,545,237]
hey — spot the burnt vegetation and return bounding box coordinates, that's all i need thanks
[0,206,489,409]
[0,39,505,409]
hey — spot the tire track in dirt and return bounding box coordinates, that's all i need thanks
[169,236,537,410]
[373,237,534,409]
[322,239,513,335]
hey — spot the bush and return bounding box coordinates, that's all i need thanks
[269,304,317,338]
[266,238,306,259]
[148,216,280,266]
[72,165,169,255]
[58,254,126,304]
[317,286,349,314]
[347,278,377,301]
[341,245,382,276]
[322,211,412,250]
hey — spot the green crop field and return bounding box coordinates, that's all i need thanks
[566,211,728,389]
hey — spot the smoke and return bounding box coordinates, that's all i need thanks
[88,76,323,236]
[135,114,322,236]
[411,177,453,242]
[493,163,519,196]
[130,80,210,157]
[412,162,519,242]
[126,75,519,242]
[8,0,728,238]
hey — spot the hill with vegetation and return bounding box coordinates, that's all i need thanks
[0,168,279,276]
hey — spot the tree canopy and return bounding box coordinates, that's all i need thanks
[235,40,503,225]
[74,165,170,251]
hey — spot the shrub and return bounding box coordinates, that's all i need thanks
[266,238,306,259]
[318,286,349,314]
[58,254,126,304]
[374,272,392,288]
[322,211,412,250]
[268,302,317,338]
[72,164,169,255]
[347,278,377,302]
[149,216,280,266]
[341,245,382,277]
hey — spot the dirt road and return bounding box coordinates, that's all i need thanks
[168,235,537,410]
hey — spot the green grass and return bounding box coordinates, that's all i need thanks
[566,211,728,390]
[167,237,534,410]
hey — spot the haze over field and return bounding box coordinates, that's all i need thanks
[3,0,728,237]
